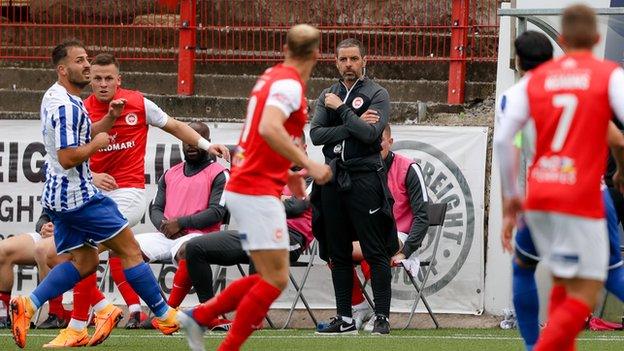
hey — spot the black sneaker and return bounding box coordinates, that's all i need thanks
[126,311,144,329]
[140,316,155,329]
[37,313,68,329]
[315,316,357,335]
[371,315,390,335]
[0,316,10,329]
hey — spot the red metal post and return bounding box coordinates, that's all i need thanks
[448,0,470,104]
[177,0,196,95]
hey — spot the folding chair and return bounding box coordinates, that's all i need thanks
[282,239,319,329]
[402,202,448,330]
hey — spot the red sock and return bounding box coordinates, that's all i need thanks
[48,295,66,318]
[168,259,192,308]
[548,284,567,317]
[0,291,10,318]
[110,257,140,307]
[72,273,98,321]
[193,274,261,327]
[360,260,371,281]
[218,278,281,351]
[351,267,365,306]
[534,297,590,351]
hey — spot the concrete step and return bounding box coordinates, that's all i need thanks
[0,67,494,103]
[0,90,463,123]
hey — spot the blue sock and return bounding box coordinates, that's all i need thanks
[512,260,539,351]
[124,262,169,318]
[30,261,81,310]
[606,266,624,302]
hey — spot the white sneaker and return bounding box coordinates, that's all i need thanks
[352,304,374,330]
[176,310,206,351]
[363,316,375,332]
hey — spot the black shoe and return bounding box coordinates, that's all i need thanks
[371,315,390,335]
[126,311,144,329]
[0,316,9,329]
[37,313,68,329]
[140,316,155,329]
[315,316,357,335]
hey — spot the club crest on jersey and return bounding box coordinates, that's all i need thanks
[125,113,138,125]
[352,97,364,109]
[273,228,284,242]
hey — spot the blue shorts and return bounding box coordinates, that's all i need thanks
[515,189,623,269]
[44,193,129,254]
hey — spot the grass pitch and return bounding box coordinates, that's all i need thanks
[1,328,624,350]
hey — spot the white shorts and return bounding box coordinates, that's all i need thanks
[25,232,42,245]
[135,232,203,265]
[224,191,289,251]
[104,188,147,228]
[525,211,608,281]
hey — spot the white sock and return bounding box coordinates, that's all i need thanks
[352,301,369,311]
[128,304,141,314]
[68,318,87,330]
[92,299,109,313]
[340,316,353,323]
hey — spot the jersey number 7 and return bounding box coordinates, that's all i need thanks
[551,94,578,152]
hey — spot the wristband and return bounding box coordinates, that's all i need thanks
[197,137,212,151]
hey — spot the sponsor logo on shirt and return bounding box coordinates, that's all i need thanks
[125,113,138,125]
[531,155,577,185]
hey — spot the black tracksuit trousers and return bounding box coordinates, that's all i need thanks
[320,171,395,318]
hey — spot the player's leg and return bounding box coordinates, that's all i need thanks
[0,233,39,327]
[166,234,203,308]
[602,189,624,301]
[349,241,373,330]
[529,213,608,351]
[512,222,540,351]
[33,237,70,328]
[105,188,146,326]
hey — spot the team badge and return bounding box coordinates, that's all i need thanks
[125,113,138,125]
[333,144,342,154]
[352,97,364,109]
[273,228,284,242]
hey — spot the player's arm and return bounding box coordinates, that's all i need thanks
[607,120,624,192]
[153,103,229,160]
[283,177,313,217]
[90,98,126,135]
[176,171,228,230]
[325,88,390,144]
[149,173,167,232]
[309,90,350,145]
[34,211,51,234]
[398,164,430,260]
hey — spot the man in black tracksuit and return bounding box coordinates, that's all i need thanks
[311,38,397,335]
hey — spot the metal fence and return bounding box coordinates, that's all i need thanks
[0,0,500,101]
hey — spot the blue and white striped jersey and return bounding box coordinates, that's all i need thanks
[40,82,99,211]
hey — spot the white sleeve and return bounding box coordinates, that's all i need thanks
[609,67,624,124]
[144,98,169,128]
[265,79,303,117]
[493,77,531,198]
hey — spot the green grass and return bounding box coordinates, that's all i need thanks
[1,328,624,350]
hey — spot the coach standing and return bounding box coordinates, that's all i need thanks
[311,38,397,335]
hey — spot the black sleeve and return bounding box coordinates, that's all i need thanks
[35,211,51,234]
[149,173,167,230]
[310,90,351,145]
[177,171,227,230]
[336,87,390,144]
[284,197,310,218]
[401,164,430,258]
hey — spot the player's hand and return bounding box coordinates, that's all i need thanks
[306,160,332,185]
[287,170,306,199]
[360,109,380,124]
[208,144,230,162]
[40,222,54,238]
[160,219,182,239]
[324,93,344,110]
[501,197,522,253]
[92,132,111,149]
[108,98,127,120]
[613,169,624,194]
[92,172,118,191]
[391,252,406,267]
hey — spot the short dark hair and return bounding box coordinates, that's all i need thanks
[52,38,86,66]
[91,53,120,70]
[336,38,366,57]
[514,31,553,71]
[562,4,597,50]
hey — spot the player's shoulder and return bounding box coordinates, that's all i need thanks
[500,75,530,108]
[42,83,72,109]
